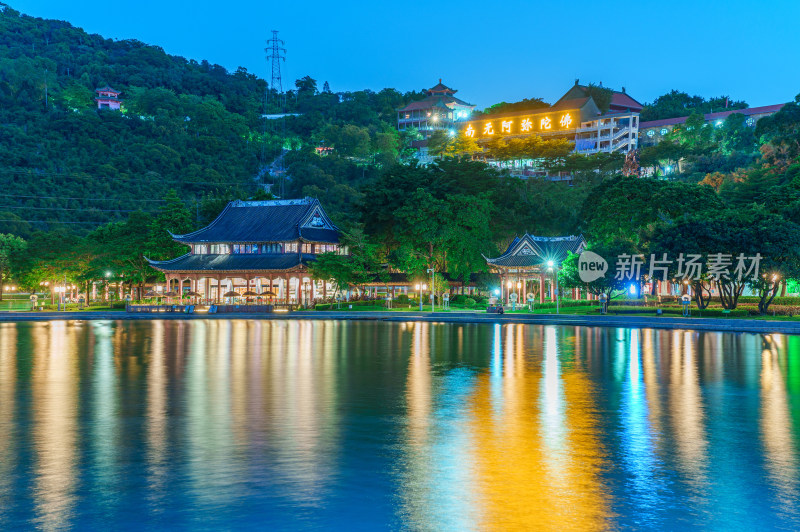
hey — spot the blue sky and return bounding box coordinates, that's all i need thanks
[12,0,800,109]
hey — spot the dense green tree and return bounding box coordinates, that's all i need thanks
[559,238,641,304]
[0,233,26,300]
[641,90,748,122]
[580,177,722,245]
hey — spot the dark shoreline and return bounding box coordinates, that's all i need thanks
[1,310,799,335]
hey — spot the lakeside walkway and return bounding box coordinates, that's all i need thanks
[1,310,799,334]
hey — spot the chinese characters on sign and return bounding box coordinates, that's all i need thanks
[463,111,577,138]
[613,253,763,282]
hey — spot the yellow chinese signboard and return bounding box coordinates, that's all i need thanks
[463,109,579,139]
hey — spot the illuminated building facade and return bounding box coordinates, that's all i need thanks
[638,103,786,147]
[462,81,643,179]
[397,80,475,138]
[146,198,344,306]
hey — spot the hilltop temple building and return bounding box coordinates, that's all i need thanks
[147,198,343,305]
[397,79,475,139]
[95,85,122,110]
[484,234,587,304]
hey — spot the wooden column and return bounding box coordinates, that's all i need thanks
[539,273,545,303]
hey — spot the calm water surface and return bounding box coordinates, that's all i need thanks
[0,320,798,530]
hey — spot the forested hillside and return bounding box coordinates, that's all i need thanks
[0,3,423,234]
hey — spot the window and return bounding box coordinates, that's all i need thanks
[302,243,313,254]
[194,245,207,254]
[285,242,298,253]
[210,244,230,254]
[260,243,283,253]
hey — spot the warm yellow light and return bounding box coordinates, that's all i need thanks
[540,117,552,130]
[483,122,494,135]
[501,120,512,133]
[560,113,573,128]
[521,118,532,132]
[422,284,428,290]
[465,125,475,137]
[415,284,420,290]
[507,281,512,288]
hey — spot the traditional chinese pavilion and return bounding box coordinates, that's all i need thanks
[146,198,343,305]
[95,85,122,110]
[484,234,586,304]
[397,79,475,138]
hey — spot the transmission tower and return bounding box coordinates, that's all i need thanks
[262,30,287,197]
[265,30,286,111]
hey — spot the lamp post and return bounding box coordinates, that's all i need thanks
[415,283,428,311]
[547,260,559,314]
[427,268,435,312]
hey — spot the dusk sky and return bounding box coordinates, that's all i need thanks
[12,0,800,109]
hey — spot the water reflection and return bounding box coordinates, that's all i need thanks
[0,323,17,527]
[33,321,79,530]
[0,320,797,529]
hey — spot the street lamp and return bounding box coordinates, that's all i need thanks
[415,283,428,311]
[54,285,66,311]
[427,268,435,312]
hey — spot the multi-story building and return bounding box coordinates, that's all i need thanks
[95,86,122,110]
[397,80,475,138]
[638,103,786,147]
[459,81,643,179]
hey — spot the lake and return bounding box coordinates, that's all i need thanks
[0,319,798,530]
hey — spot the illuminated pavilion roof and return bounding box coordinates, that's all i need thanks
[484,234,586,269]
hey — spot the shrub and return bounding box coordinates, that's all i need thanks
[394,294,409,304]
[464,297,476,308]
[450,294,467,304]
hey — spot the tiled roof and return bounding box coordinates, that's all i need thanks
[95,85,120,94]
[555,84,644,112]
[640,103,786,129]
[485,234,585,269]
[550,97,591,112]
[609,92,644,111]
[428,80,456,94]
[147,253,315,272]
[399,94,474,112]
[171,198,339,244]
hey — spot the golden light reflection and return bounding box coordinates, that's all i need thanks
[146,320,168,505]
[0,323,17,515]
[32,321,78,529]
[468,324,611,530]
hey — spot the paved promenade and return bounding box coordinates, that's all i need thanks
[1,310,799,334]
